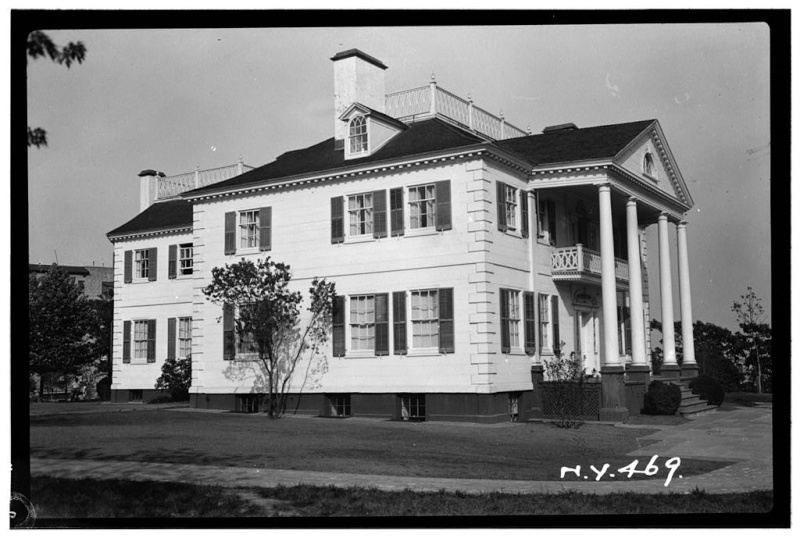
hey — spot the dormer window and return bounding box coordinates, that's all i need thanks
[643,151,657,179]
[349,115,367,154]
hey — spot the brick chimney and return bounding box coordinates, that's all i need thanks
[138,169,164,212]
[331,49,388,147]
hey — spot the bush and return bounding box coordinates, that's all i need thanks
[642,380,682,415]
[155,355,191,402]
[147,395,174,404]
[689,374,725,405]
[96,376,111,401]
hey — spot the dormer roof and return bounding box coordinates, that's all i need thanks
[339,102,408,131]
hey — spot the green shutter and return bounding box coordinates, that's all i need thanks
[393,291,407,354]
[224,212,236,254]
[147,319,157,363]
[168,245,177,279]
[435,180,451,231]
[148,247,158,281]
[524,292,536,355]
[521,192,529,238]
[500,289,510,353]
[375,293,389,355]
[259,207,272,251]
[223,304,235,360]
[390,188,404,236]
[332,295,346,357]
[373,190,387,239]
[497,181,507,231]
[123,320,131,363]
[552,295,560,354]
[331,197,344,244]
[438,288,454,353]
[124,251,132,283]
[167,317,176,360]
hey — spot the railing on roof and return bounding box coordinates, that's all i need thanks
[156,162,255,199]
[385,82,528,141]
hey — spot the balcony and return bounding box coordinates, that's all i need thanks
[551,244,629,284]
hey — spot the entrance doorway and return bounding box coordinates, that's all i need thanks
[576,309,601,375]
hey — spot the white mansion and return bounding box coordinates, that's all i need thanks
[107,49,697,422]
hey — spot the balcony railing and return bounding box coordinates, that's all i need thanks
[156,162,254,200]
[551,244,629,283]
[385,83,527,141]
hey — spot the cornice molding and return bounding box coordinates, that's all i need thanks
[108,226,192,243]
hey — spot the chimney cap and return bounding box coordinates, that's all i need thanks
[330,49,388,70]
[542,123,579,133]
[138,169,165,177]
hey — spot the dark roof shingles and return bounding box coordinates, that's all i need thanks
[107,199,193,237]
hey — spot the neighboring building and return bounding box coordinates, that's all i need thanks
[107,49,698,421]
[29,264,113,299]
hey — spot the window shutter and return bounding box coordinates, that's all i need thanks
[332,295,346,357]
[552,295,560,354]
[223,303,235,361]
[224,212,236,254]
[331,197,344,244]
[148,247,158,281]
[393,291,407,354]
[521,192,529,238]
[147,319,157,363]
[259,207,272,251]
[547,200,557,244]
[373,190,387,239]
[538,293,546,354]
[438,287,454,353]
[496,181,507,231]
[435,180,452,231]
[524,292,536,355]
[167,317,176,360]
[500,289,510,353]
[375,293,389,355]
[390,188,404,236]
[124,250,133,283]
[123,320,131,363]
[168,245,177,279]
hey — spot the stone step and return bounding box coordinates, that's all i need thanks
[680,404,718,419]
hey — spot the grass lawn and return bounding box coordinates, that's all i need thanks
[29,476,774,519]
[31,405,729,482]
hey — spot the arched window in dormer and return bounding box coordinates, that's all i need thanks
[643,151,656,178]
[349,115,367,154]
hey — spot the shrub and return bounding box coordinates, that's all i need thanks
[642,380,682,415]
[689,374,725,405]
[543,344,586,429]
[96,376,111,401]
[155,354,191,402]
[147,395,174,404]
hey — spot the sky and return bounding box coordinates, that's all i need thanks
[25,23,772,332]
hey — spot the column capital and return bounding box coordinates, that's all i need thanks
[677,220,689,229]
[658,212,670,223]
[626,196,638,206]
[598,183,612,193]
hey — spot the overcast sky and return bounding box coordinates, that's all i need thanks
[26,24,771,331]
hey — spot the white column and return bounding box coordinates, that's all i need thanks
[626,198,647,366]
[677,221,696,365]
[658,214,677,366]
[598,184,621,367]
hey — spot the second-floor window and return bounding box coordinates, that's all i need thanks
[409,184,436,230]
[239,210,259,249]
[179,244,193,275]
[348,193,373,236]
[349,116,367,154]
[350,295,376,351]
[134,249,150,279]
[505,185,517,230]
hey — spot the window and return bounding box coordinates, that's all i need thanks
[401,394,426,421]
[539,295,551,352]
[501,289,521,349]
[134,249,150,279]
[538,199,557,245]
[329,394,351,417]
[179,244,193,275]
[411,290,439,348]
[236,394,259,413]
[349,115,367,154]
[236,304,258,355]
[129,390,142,402]
[504,185,517,230]
[134,321,149,359]
[350,295,376,351]
[178,317,192,358]
[348,193,373,236]
[409,184,436,230]
[239,210,260,249]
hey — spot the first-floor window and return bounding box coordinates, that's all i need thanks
[239,210,259,249]
[134,320,150,359]
[411,289,439,348]
[539,294,551,352]
[178,317,192,358]
[237,304,257,354]
[350,295,375,351]
[503,290,521,348]
[348,193,373,236]
[409,184,436,229]
[179,244,193,275]
[134,249,150,279]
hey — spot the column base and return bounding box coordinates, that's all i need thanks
[600,366,629,422]
[626,364,651,385]
[680,364,700,379]
[659,364,681,379]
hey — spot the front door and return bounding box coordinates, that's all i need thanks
[576,309,600,375]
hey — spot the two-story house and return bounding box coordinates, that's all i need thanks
[107,49,697,422]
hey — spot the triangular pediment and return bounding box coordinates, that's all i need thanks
[613,120,694,208]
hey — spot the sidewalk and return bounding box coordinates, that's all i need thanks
[29,405,773,496]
